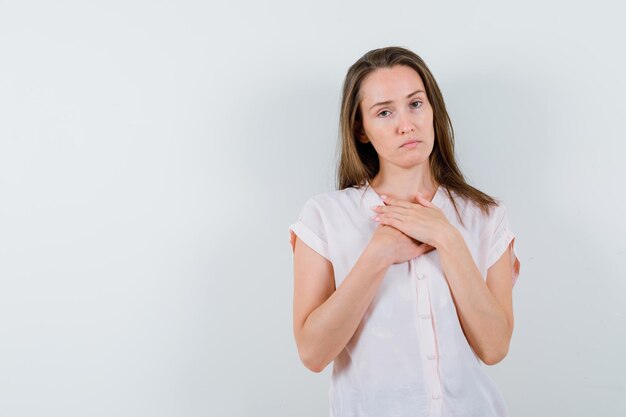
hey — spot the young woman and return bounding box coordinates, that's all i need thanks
[288,46,521,417]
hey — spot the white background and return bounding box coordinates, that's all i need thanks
[1,1,625,416]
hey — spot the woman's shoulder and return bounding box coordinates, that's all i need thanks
[442,187,506,230]
[296,186,364,219]
[302,185,363,205]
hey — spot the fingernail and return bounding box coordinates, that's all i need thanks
[380,194,387,200]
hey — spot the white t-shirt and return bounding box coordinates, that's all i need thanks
[288,180,521,417]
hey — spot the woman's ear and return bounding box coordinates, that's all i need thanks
[356,126,369,144]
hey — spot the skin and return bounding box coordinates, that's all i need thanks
[292,64,515,372]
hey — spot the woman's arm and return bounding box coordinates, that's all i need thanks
[292,237,391,373]
[436,227,515,365]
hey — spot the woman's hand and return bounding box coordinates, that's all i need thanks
[367,223,435,266]
[370,192,454,249]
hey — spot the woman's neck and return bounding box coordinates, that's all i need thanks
[369,167,438,202]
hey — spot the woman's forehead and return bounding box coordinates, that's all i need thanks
[360,66,426,105]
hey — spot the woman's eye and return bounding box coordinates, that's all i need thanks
[378,110,391,117]
[410,101,422,109]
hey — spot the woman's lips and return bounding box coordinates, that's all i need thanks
[400,140,421,148]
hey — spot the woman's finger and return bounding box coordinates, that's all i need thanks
[380,195,415,209]
[382,211,409,223]
[377,216,406,232]
[371,204,412,216]
[411,192,432,208]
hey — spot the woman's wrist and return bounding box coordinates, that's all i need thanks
[363,241,395,270]
[434,224,462,252]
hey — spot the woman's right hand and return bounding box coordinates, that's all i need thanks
[368,223,435,266]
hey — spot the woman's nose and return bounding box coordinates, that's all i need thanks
[397,111,415,135]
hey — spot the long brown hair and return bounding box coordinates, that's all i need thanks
[337,46,498,224]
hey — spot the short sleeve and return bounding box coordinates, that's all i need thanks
[288,197,331,261]
[486,203,521,287]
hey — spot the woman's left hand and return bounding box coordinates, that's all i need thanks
[370,192,454,249]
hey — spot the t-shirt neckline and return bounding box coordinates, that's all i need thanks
[362,179,445,207]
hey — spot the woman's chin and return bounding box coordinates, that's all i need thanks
[394,155,430,169]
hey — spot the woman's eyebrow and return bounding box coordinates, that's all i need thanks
[369,89,425,110]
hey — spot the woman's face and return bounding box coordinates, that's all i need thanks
[357,65,435,170]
